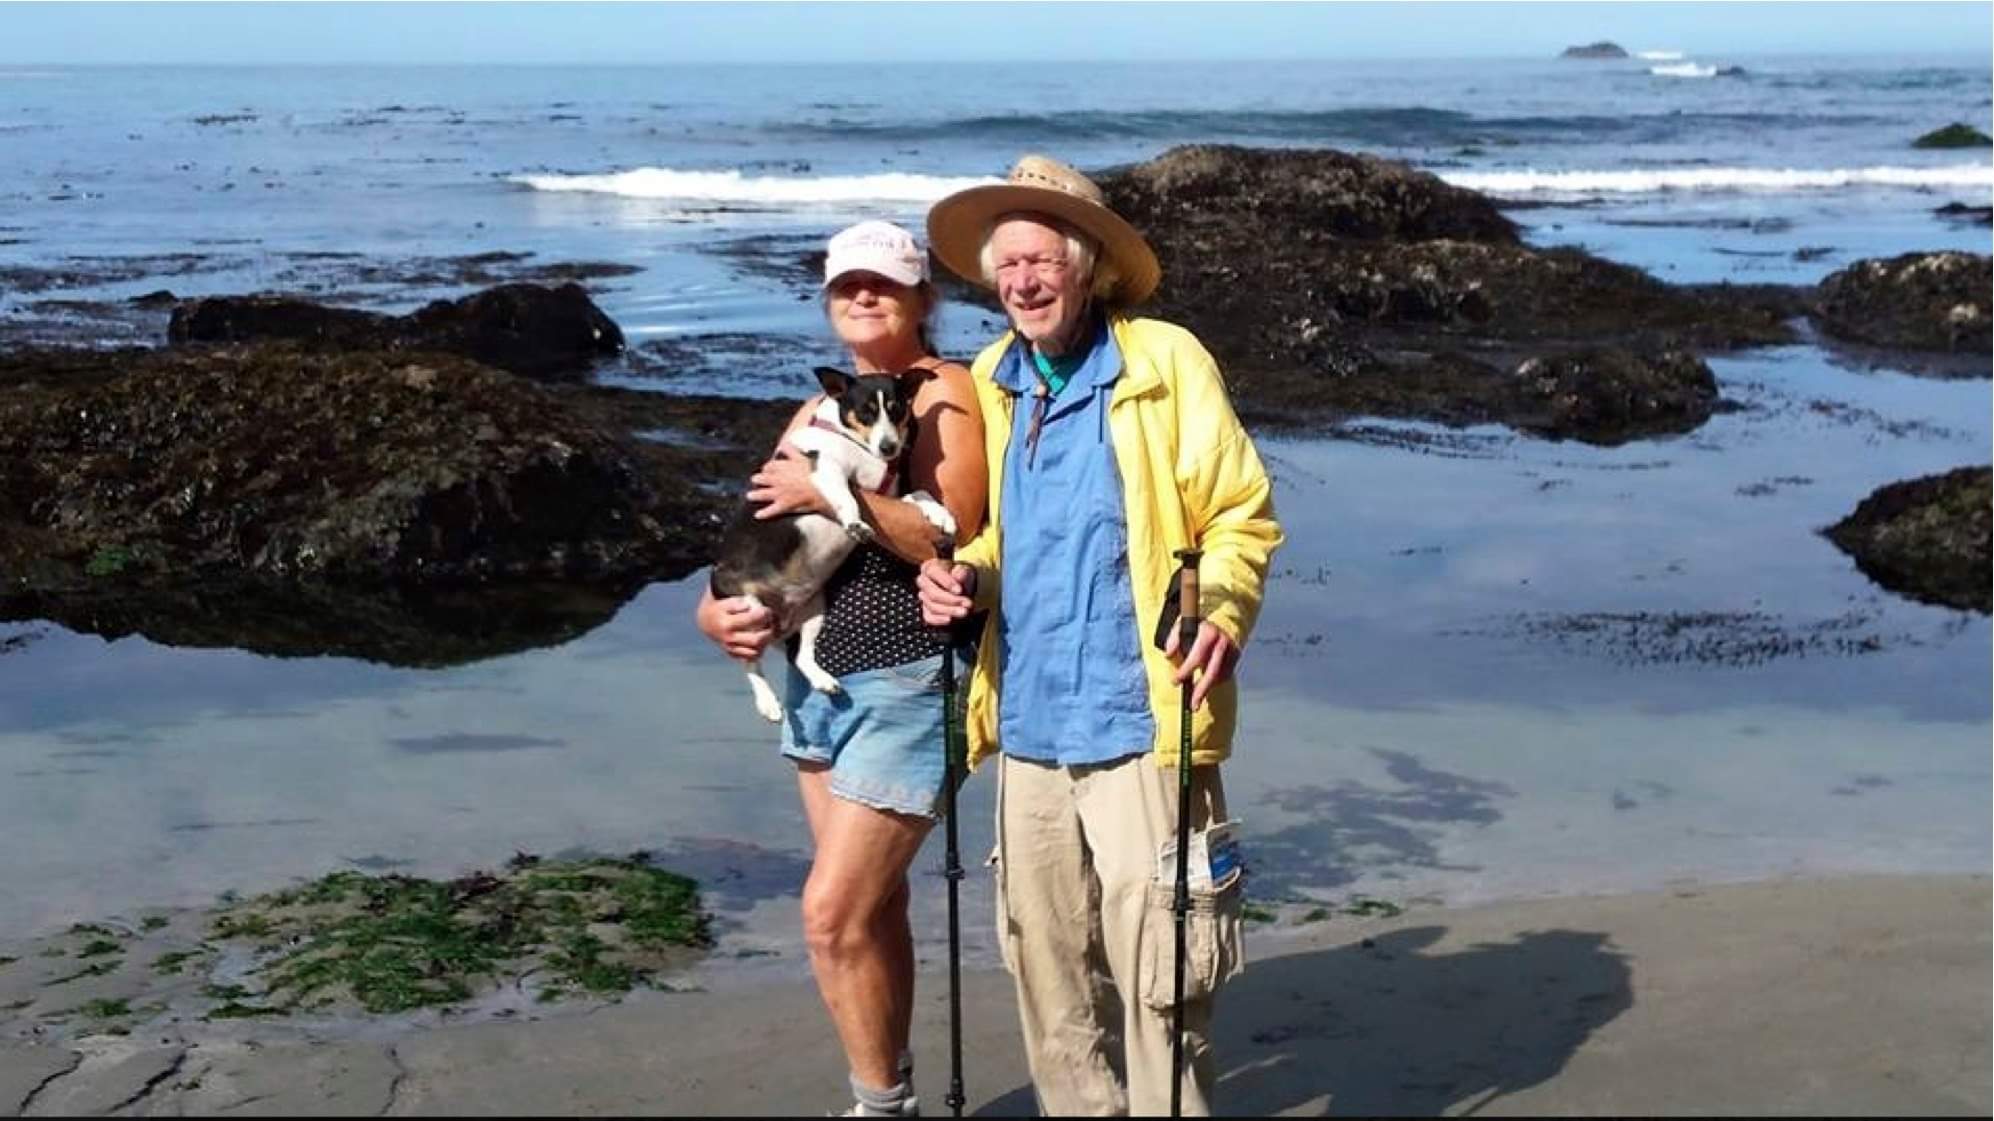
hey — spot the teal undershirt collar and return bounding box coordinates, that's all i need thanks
[1031,336,1090,398]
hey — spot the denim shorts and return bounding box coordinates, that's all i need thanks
[780,650,968,819]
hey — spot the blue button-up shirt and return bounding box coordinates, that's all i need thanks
[993,319,1155,765]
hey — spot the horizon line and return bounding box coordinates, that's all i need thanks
[7,47,1990,67]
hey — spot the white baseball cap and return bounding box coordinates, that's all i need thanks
[822,220,929,288]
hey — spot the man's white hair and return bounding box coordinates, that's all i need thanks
[975,211,1124,303]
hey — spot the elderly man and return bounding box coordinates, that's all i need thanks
[918,155,1283,1116]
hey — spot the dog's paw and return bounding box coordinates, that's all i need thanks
[842,520,875,544]
[748,674,784,722]
[903,490,957,537]
[804,669,844,696]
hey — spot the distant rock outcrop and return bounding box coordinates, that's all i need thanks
[1912,123,1993,149]
[1560,41,1628,58]
[1824,466,1992,614]
[1934,202,1993,227]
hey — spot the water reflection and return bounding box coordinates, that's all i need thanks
[0,343,1985,965]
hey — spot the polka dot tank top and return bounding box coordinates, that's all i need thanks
[812,543,948,678]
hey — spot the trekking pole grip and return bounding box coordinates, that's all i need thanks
[1175,547,1203,643]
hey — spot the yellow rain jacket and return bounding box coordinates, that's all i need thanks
[957,315,1283,771]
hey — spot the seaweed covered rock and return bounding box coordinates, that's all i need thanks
[169,282,624,380]
[0,342,772,662]
[1106,144,1521,247]
[3,343,666,583]
[1813,252,1993,357]
[1507,348,1719,443]
[1093,145,1790,440]
[1824,466,1991,614]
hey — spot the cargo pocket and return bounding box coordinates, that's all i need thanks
[1138,867,1245,1010]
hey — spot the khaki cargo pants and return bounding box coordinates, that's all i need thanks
[993,752,1245,1117]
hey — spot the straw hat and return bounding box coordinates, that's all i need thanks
[927,154,1160,305]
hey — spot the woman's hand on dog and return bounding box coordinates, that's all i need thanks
[697,591,777,660]
[748,446,831,520]
[917,559,977,626]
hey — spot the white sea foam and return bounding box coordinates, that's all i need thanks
[510,167,1000,208]
[1442,164,1994,197]
[1636,50,1686,61]
[1650,62,1718,78]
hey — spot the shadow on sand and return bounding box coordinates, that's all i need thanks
[976,921,1631,1116]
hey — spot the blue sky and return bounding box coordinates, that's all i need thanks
[4,2,1989,64]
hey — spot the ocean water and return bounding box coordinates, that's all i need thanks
[0,56,1989,975]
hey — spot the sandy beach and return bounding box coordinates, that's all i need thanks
[3,873,1984,1116]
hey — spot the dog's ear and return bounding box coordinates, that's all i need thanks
[814,366,853,397]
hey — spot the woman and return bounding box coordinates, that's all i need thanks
[694,219,985,1118]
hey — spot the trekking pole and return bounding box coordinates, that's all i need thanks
[1170,546,1203,1119]
[935,540,966,1119]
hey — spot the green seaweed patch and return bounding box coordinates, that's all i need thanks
[206,856,714,1014]
[1241,903,1279,924]
[1301,906,1334,924]
[207,1001,286,1020]
[1341,896,1404,919]
[46,959,120,985]
[212,911,275,940]
[84,545,141,578]
[67,923,118,937]
[77,938,124,958]
[0,955,16,969]
[1,998,33,1012]
[152,949,208,976]
[140,916,170,932]
[76,998,131,1019]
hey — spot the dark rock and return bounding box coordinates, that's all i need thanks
[1824,466,1992,614]
[0,342,795,663]
[168,282,624,381]
[1714,66,1748,78]
[0,343,673,585]
[1104,145,1521,246]
[1934,202,1993,227]
[1506,348,1718,443]
[1093,145,1793,442]
[1560,42,1629,58]
[128,289,179,307]
[1912,123,1992,149]
[1813,252,1992,357]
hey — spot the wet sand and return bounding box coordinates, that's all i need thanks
[3,874,1984,1116]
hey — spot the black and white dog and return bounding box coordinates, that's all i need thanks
[710,366,956,722]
